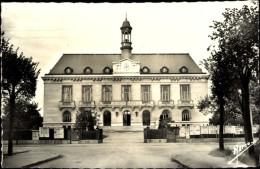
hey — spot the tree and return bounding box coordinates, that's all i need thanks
[2,97,43,130]
[250,80,260,125]
[1,32,41,156]
[197,95,244,126]
[75,109,99,131]
[201,51,234,151]
[207,3,259,159]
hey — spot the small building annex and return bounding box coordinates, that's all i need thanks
[42,17,210,131]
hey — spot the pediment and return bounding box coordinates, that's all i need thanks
[112,58,140,75]
[112,58,140,65]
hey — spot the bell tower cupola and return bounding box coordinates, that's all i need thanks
[120,15,132,59]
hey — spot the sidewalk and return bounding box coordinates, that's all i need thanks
[173,140,260,168]
[172,148,250,168]
[2,147,61,168]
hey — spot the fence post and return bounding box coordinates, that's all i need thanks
[144,128,148,143]
[98,129,103,143]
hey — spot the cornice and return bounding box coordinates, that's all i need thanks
[42,74,209,82]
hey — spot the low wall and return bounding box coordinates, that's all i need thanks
[2,139,103,144]
[79,139,103,144]
[144,139,167,143]
[3,140,70,144]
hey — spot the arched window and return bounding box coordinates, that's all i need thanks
[84,67,93,74]
[63,111,71,122]
[103,67,112,74]
[179,66,188,73]
[141,66,150,74]
[160,66,169,73]
[64,67,73,74]
[182,110,190,121]
[161,109,171,120]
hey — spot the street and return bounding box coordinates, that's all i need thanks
[3,131,252,168]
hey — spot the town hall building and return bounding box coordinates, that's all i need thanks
[42,17,210,131]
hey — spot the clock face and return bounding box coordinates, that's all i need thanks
[123,63,129,71]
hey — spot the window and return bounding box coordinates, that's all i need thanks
[179,66,188,73]
[122,85,131,101]
[103,67,112,74]
[82,86,92,102]
[142,66,150,73]
[141,85,150,102]
[102,85,112,103]
[161,85,170,102]
[62,86,72,102]
[160,66,169,73]
[64,67,73,74]
[180,85,190,101]
[63,111,71,122]
[84,67,92,74]
[182,110,190,121]
[161,110,170,120]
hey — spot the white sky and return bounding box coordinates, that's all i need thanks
[1,1,254,116]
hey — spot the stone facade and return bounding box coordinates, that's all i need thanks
[42,18,210,130]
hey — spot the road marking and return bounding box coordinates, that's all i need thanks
[228,140,257,164]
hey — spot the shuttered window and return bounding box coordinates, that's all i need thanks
[62,86,72,102]
[122,85,131,101]
[180,85,190,101]
[82,86,92,102]
[141,85,150,102]
[161,85,170,102]
[102,85,112,103]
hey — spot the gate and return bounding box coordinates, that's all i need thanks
[167,127,180,142]
[70,129,79,141]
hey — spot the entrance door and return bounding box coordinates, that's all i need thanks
[123,111,131,126]
[143,110,150,126]
[103,111,111,126]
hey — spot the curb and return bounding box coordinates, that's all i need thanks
[171,157,190,168]
[21,154,63,168]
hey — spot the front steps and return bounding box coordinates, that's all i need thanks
[103,131,144,143]
[100,125,157,132]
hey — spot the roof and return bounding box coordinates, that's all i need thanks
[121,18,131,28]
[48,53,204,74]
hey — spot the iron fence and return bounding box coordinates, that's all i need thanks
[144,128,167,139]
[3,130,32,140]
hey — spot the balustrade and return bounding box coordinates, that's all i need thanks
[59,101,75,110]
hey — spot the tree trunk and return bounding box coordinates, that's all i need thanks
[219,96,225,151]
[8,91,15,156]
[241,76,255,158]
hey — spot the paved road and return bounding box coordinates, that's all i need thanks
[33,131,247,168]
[3,131,252,168]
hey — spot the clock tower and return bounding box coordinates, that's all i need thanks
[120,16,132,59]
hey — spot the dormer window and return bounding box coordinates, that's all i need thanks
[103,67,112,74]
[160,66,169,73]
[179,66,188,73]
[64,67,73,74]
[84,67,93,74]
[142,66,150,74]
